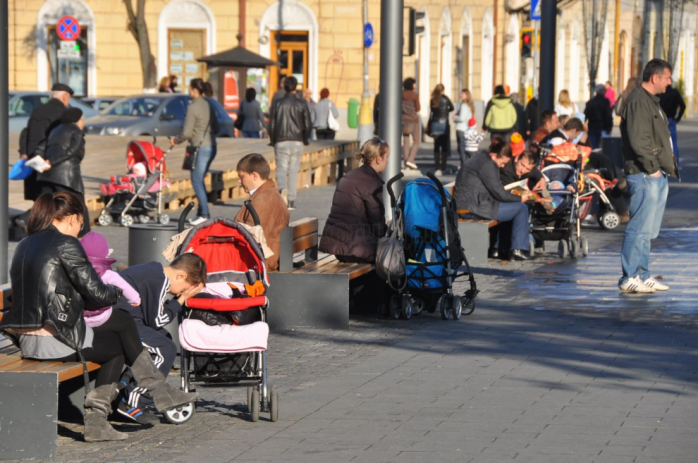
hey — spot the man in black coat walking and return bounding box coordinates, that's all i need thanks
[584,85,613,149]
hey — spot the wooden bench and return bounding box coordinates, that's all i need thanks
[456,209,499,266]
[266,218,373,330]
[0,284,101,460]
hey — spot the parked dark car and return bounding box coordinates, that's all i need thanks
[84,94,235,138]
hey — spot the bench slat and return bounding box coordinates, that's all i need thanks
[54,362,102,382]
[289,218,318,239]
[322,262,373,280]
[296,259,343,275]
[0,345,20,356]
[11,361,65,373]
[0,353,22,368]
[0,359,41,371]
[292,233,318,254]
[292,256,338,273]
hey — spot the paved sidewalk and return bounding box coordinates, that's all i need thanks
[5,120,698,462]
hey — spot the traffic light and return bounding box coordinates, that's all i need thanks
[406,7,425,56]
[521,29,533,58]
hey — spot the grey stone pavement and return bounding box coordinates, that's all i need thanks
[5,120,698,462]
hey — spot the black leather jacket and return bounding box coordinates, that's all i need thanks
[0,226,121,350]
[269,93,312,146]
[430,95,454,124]
[37,123,86,194]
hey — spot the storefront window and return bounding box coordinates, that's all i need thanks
[48,27,88,97]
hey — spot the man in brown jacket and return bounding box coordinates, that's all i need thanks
[235,154,290,271]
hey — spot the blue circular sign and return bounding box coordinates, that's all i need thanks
[364,23,374,48]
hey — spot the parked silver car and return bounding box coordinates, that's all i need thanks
[8,91,99,133]
[84,94,235,138]
[81,97,120,111]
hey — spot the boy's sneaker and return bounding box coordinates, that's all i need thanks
[189,216,207,226]
[619,276,656,294]
[643,277,669,291]
[116,400,160,426]
[288,201,296,211]
[280,188,288,206]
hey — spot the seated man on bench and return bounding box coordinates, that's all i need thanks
[235,153,290,271]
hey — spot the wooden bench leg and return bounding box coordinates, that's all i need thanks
[267,273,350,330]
[0,372,59,459]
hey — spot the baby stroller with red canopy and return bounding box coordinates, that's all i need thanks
[97,140,173,227]
[164,204,277,424]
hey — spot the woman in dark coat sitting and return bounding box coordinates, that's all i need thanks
[319,137,389,263]
[36,107,90,236]
[453,137,532,261]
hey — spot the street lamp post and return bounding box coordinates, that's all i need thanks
[358,0,374,146]
[1,0,9,284]
[539,0,557,113]
[378,0,403,220]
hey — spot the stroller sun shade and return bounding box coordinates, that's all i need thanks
[126,141,167,173]
[403,179,447,238]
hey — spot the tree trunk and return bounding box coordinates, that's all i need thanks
[125,0,157,90]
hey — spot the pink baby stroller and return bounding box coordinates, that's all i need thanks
[97,141,172,227]
[165,209,277,424]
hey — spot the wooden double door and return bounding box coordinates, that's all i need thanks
[270,31,309,100]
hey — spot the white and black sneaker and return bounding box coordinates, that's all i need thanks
[643,277,669,291]
[619,276,656,294]
[116,400,160,426]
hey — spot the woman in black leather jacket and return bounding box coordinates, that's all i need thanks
[37,107,90,236]
[0,192,198,442]
[428,84,454,176]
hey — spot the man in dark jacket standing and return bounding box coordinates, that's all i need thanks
[618,59,677,294]
[584,84,613,149]
[269,76,312,210]
[22,83,73,201]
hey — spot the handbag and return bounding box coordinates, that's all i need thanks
[182,109,213,171]
[234,102,245,130]
[375,215,407,291]
[328,105,340,131]
[430,120,447,137]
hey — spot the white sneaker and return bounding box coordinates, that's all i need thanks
[434,169,443,176]
[643,277,669,291]
[189,216,207,226]
[619,276,656,294]
[405,161,418,170]
[280,188,288,206]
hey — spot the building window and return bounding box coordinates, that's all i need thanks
[168,29,206,89]
[48,26,88,97]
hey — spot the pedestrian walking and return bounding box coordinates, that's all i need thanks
[659,84,686,165]
[614,77,638,115]
[269,75,312,210]
[428,84,454,175]
[454,89,475,166]
[36,108,91,236]
[510,93,527,137]
[170,78,219,225]
[302,88,317,140]
[401,78,421,170]
[554,89,578,119]
[238,88,268,138]
[169,75,179,93]
[463,117,484,161]
[524,94,540,139]
[483,85,518,141]
[618,59,678,294]
[584,85,613,149]
[158,77,172,93]
[313,88,340,139]
[605,81,617,109]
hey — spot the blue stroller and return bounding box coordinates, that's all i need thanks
[385,173,478,320]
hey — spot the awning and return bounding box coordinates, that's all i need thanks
[197,46,279,68]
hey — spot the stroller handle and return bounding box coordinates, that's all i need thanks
[386,172,405,208]
[426,172,448,206]
[178,201,196,232]
[244,200,261,227]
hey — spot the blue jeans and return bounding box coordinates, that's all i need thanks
[190,145,217,218]
[668,118,679,164]
[496,202,530,251]
[588,129,602,149]
[242,131,260,138]
[620,172,668,283]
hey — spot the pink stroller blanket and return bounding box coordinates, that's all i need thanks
[179,319,269,353]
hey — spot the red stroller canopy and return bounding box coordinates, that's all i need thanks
[126,141,166,173]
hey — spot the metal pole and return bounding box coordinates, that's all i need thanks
[590,0,598,98]
[378,0,403,221]
[613,0,621,88]
[539,0,556,113]
[358,0,374,145]
[1,0,9,284]
[532,21,539,96]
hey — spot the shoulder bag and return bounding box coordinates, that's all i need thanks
[375,213,407,291]
[182,107,213,171]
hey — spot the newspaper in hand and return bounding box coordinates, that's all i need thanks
[25,156,51,173]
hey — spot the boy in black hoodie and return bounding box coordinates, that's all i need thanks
[115,254,206,424]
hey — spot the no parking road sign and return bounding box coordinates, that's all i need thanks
[57,16,81,41]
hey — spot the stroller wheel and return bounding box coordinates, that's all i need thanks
[558,240,569,259]
[451,296,462,320]
[247,386,254,413]
[581,237,589,257]
[599,211,620,230]
[97,213,112,227]
[438,294,452,320]
[412,298,425,315]
[138,215,151,224]
[120,214,135,227]
[164,401,195,425]
[461,296,476,315]
[250,389,260,422]
[159,214,171,225]
[270,386,279,422]
[569,239,579,259]
[389,294,402,320]
[400,295,412,320]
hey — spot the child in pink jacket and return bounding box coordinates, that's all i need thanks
[81,231,140,327]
